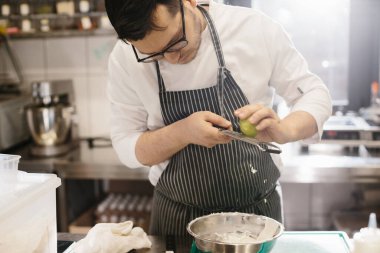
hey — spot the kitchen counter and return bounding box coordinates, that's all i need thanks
[8,139,150,180]
[58,233,191,253]
[280,143,380,183]
[6,140,380,232]
[58,231,352,253]
[9,140,380,183]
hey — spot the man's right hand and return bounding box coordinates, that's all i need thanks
[179,111,233,148]
[136,111,233,166]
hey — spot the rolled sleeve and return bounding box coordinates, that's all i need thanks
[112,131,147,169]
[291,86,332,143]
[107,49,150,169]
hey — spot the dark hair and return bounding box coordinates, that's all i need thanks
[105,0,180,41]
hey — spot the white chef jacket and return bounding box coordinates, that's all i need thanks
[107,0,332,185]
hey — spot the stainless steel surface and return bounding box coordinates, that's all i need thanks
[31,80,75,105]
[0,34,23,86]
[187,212,284,253]
[8,140,380,232]
[8,29,114,39]
[280,143,380,183]
[220,129,282,154]
[29,139,79,157]
[15,140,149,232]
[25,79,79,157]
[320,116,380,147]
[58,232,352,253]
[25,105,73,146]
[0,94,30,151]
[14,141,150,180]
[58,233,189,253]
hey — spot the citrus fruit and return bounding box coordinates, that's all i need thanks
[239,119,258,137]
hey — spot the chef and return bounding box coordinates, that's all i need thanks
[105,0,332,236]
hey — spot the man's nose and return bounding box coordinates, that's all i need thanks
[163,51,181,64]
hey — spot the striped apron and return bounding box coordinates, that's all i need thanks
[150,6,281,236]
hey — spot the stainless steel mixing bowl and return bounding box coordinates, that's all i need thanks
[187,212,284,253]
[25,105,73,146]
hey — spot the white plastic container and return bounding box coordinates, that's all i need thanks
[0,154,21,193]
[0,153,61,253]
[353,213,380,253]
[0,153,20,170]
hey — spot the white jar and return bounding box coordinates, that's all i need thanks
[79,0,90,13]
[20,3,30,16]
[353,227,380,253]
[1,4,10,16]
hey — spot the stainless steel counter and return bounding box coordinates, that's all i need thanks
[12,140,150,180]
[280,143,380,183]
[7,140,380,232]
[11,140,380,183]
[8,140,149,232]
[58,233,188,253]
[58,231,353,253]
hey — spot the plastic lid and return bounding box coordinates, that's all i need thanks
[0,153,20,170]
[0,154,21,194]
[368,213,378,232]
[354,213,380,242]
[0,154,61,221]
[0,171,61,220]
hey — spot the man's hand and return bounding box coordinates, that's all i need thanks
[234,104,317,144]
[180,111,233,148]
[136,111,233,166]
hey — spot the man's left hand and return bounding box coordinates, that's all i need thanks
[234,104,294,144]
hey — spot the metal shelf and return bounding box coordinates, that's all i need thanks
[8,11,107,20]
[8,28,115,39]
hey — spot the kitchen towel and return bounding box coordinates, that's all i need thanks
[73,221,151,253]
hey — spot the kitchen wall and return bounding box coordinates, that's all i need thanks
[9,35,117,138]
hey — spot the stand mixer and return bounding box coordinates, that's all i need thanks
[25,80,79,157]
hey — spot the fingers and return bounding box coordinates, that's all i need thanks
[256,118,276,131]
[235,104,279,126]
[204,112,232,129]
[234,104,263,119]
[249,107,279,125]
[204,112,233,145]
[185,111,232,148]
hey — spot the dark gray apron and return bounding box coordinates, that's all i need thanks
[149,6,281,236]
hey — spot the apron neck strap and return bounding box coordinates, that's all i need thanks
[198,5,226,68]
[155,5,227,114]
[155,61,166,93]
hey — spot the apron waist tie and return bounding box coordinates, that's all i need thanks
[155,186,277,213]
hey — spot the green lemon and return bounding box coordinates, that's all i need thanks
[239,119,258,138]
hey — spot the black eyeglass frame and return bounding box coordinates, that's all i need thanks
[126,0,188,63]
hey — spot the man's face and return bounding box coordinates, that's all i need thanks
[131,1,204,64]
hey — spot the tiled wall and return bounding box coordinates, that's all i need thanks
[8,35,117,137]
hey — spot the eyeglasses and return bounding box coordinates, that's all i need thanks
[126,0,188,63]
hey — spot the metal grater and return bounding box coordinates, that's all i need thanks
[220,129,282,154]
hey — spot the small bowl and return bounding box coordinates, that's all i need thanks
[187,212,284,253]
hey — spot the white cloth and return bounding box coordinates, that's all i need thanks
[107,0,332,185]
[73,221,151,253]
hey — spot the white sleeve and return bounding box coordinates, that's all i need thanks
[262,16,332,143]
[107,52,149,169]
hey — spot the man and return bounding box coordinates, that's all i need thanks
[105,0,332,236]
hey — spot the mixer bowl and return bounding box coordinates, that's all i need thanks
[187,212,284,253]
[25,105,73,146]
